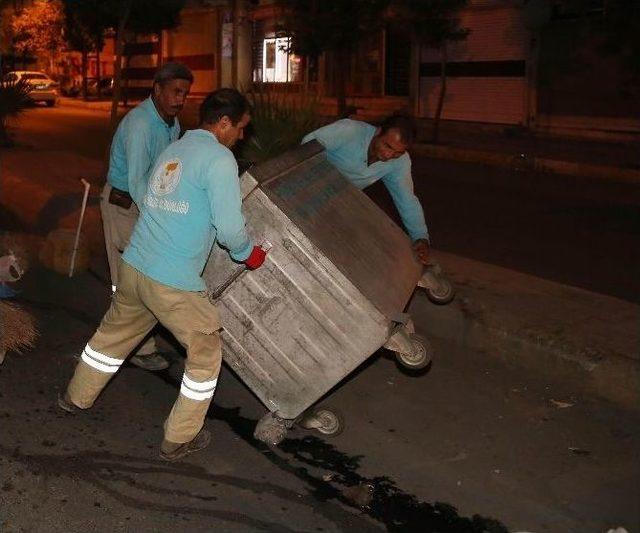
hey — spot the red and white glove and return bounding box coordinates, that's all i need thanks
[244,245,267,270]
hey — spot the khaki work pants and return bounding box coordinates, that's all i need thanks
[66,261,223,444]
[100,183,157,356]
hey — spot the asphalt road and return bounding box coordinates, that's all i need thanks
[1,103,638,532]
[11,101,639,302]
[1,266,638,532]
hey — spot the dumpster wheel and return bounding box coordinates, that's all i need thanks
[254,412,294,446]
[298,406,344,437]
[425,277,455,305]
[395,333,433,370]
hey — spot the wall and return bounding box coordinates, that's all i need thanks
[163,7,220,98]
[418,2,530,125]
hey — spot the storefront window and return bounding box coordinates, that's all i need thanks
[260,36,302,83]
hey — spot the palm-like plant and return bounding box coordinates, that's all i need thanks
[0,79,32,146]
[240,85,322,166]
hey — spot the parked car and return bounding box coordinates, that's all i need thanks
[87,77,114,97]
[2,71,58,106]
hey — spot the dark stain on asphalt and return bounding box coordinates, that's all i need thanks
[220,406,507,532]
[18,297,99,326]
[152,371,508,532]
[10,298,507,531]
[0,444,334,532]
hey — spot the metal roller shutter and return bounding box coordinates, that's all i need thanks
[419,2,530,125]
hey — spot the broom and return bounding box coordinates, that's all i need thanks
[0,301,38,364]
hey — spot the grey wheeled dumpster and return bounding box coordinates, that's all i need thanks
[203,141,430,444]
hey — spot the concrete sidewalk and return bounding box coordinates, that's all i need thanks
[2,147,637,411]
[413,121,640,183]
[58,96,113,111]
[57,95,640,183]
[0,149,105,252]
[421,251,639,409]
[58,96,141,113]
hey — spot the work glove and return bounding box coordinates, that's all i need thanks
[412,239,430,266]
[244,245,267,270]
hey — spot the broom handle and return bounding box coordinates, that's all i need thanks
[69,179,91,278]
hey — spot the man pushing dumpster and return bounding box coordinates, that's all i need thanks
[58,89,266,461]
[302,115,431,265]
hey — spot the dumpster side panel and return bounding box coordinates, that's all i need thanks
[203,190,390,419]
[252,146,423,320]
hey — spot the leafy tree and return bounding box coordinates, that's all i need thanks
[526,0,639,118]
[108,0,185,128]
[278,0,390,117]
[62,0,109,98]
[392,0,469,143]
[62,0,183,124]
[598,0,640,79]
[11,0,66,73]
[0,79,32,146]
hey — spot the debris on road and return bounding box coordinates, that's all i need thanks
[341,483,374,508]
[550,399,574,409]
[568,447,591,456]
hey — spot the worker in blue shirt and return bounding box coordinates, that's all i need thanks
[59,89,266,462]
[100,62,193,371]
[302,115,430,265]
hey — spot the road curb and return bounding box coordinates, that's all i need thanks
[412,143,640,184]
[58,98,112,111]
[413,254,640,410]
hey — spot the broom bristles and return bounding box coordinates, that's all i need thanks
[0,301,38,355]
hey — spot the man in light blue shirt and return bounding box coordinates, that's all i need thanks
[303,115,430,264]
[60,89,266,462]
[100,62,193,371]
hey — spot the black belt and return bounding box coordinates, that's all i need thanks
[108,186,133,209]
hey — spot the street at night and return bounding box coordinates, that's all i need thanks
[1,99,638,533]
[1,1,639,532]
[14,102,640,301]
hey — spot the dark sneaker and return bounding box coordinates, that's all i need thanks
[160,430,211,462]
[130,352,170,371]
[57,392,79,414]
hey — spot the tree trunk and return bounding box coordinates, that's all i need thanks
[432,43,447,144]
[95,46,101,98]
[333,49,347,118]
[110,0,132,130]
[81,49,89,100]
[122,52,131,107]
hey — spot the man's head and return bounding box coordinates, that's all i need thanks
[152,62,193,119]
[199,88,250,148]
[370,115,417,162]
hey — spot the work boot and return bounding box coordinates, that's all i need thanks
[57,392,79,414]
[159,429,211,462]
[129,352,170,371]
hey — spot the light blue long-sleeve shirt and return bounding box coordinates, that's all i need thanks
[107,97,180,205]
[302,119,429,242]
[123,129,253,292]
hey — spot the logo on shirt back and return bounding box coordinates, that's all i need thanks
[150,158,182,196]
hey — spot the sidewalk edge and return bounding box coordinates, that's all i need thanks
[413,143,640,184]
[414,294,640,410]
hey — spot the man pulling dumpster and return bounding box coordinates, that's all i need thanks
[302,115,431,265]
[59,89,266,461]
[100,62,193,371]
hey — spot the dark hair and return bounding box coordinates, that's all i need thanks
[379,114,417,146]
[199,88,249,126]
[153,62,194,86]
